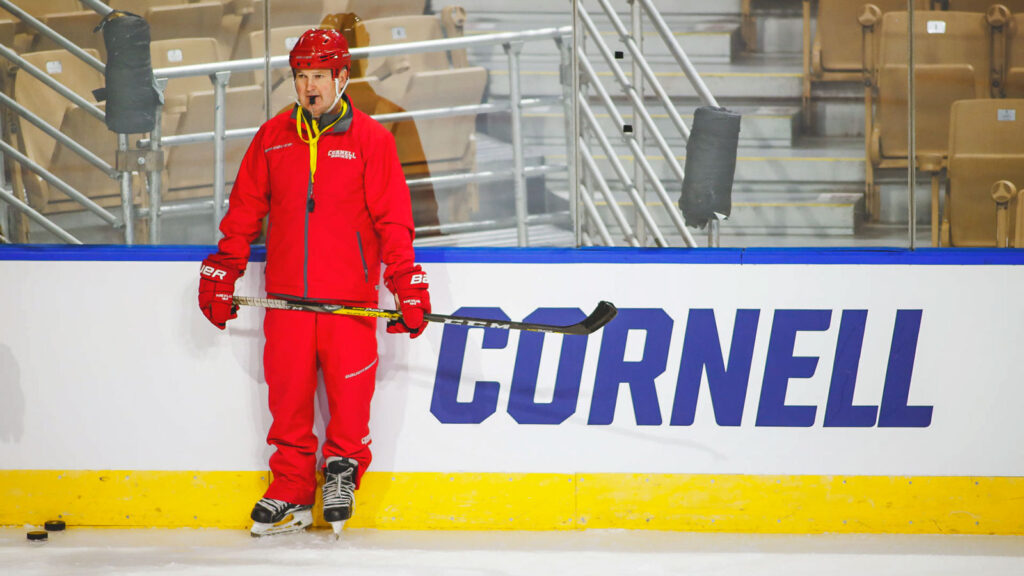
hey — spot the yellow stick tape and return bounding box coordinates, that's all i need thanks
[3,471,1022,534]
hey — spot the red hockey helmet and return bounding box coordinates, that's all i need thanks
[289,28,351,78]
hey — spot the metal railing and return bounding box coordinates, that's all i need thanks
[571,0,720,248]
[0,0,715,248]
[0,0,573,245]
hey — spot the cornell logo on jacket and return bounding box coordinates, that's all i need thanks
[328,149,357,160]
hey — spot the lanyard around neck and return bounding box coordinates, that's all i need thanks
[294,99,347,183]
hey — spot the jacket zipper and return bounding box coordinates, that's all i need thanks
[304,173,313,298]
[356,231,369,283]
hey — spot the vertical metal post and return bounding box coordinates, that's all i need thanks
[907,0,917,249]
[572,0,583,247]
[118,134,134,244]
[149,79,166,244]
[211,71,231,237]
[503,41,528,247]
[264,0,272,122]
[709,216,720,247]
[630,0,646,246]
[0,109,7,238]
[557,34,578,249]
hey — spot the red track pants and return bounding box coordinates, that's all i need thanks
[261,306,377,505]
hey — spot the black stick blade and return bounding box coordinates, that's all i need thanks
[571,301,618,335]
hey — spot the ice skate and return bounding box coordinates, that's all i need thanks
[249,498,313,537]
[323,456,358,538]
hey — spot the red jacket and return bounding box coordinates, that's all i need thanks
[216,96,415,302]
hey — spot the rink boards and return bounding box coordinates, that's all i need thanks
[1,246,1023,534]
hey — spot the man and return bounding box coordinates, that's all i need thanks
[197,28,431,537]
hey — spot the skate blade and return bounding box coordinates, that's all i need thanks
[250,510,313,537]
[330,520,346,538]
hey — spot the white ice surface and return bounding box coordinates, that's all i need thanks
[3,527,1024,576]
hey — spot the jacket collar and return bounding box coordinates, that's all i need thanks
[290,93,354,134]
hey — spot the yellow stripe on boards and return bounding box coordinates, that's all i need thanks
[2,471,1022,534]
[576,474,1024,534]
[0,470,269,528]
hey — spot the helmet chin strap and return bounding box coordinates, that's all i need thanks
[294,74,350,114]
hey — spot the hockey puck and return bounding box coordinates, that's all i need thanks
[44,520,66,531]
[27,531,48,541]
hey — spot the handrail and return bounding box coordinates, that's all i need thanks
[0,140,118,226]
[0,185,82,244]
[636,0,719,108]
[0,44,105,122]
[573,0,716,248]
[153,27,572,79]
[589,0,693,140]
[136,98,555,148]
[0,92,117,178]
[0,0,106,73]
[0,13,572,246]
[576,48,694,245]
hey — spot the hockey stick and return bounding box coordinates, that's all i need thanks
[232,296,617,335]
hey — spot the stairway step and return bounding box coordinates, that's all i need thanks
[486,56,804,99]
[539,140,865,184]
[497,104,800,147]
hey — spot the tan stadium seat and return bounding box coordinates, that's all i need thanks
[46,104,122,213]
[145,2,225,46]
[107,0,189,11]
[6,0,83,52]
[14,0,83,19]
[150,37,222,132]
[801,1,929,127]
[164,84,263,201]
[31,11,106,57]
[944,99,1024,246]
[0,19,14,59]
[248,25,310,94]
[229,0,324,60]
[860,8,1005,219]
[11,49,116,213]
[384,67,486,171]
[337,0,425,21]
[944,0,1024,11]
[1008,13,1024,97]
[810,0,927,77]
[352,15,451,100]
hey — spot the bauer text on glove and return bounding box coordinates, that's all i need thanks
[198,254,242,329]
[384,264,431,338]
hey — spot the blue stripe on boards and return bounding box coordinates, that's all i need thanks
[1,245,1024,265]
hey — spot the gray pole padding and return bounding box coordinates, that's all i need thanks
[679,106,741,229]
[95,11,162,134]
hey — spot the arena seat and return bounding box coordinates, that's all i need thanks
[149,37,222,133]
[809,0,926,77]
[384,67,486,171]
[31,11,106,57]
[0,19,14,56]
[861,8,1004,219]
[107,0,189,11]
[229,0,324,61]
[338,0,426,21]
[46,104,122,213]
[163,84,264,201]
[1008,13,1024,97]
[145,2,225,46]
[12,49,109,213]
[14,0,82,19]
[943,0,1024,12]
[248,25,309,100]
[944,99,1024,246]
[352,15,453,100]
